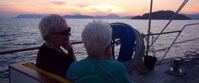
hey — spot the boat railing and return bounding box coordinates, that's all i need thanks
[146,0,189,57]
[143,23,199,64]
[148,0,189,48]
[148,37,199,52]
[157,23,199,64]
[144,23,199,53]
[145,0,195,64]
[0,41,82,55]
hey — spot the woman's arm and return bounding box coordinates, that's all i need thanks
[60,43,76,61]
[68,47,76,61]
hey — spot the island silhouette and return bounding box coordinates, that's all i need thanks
[132,10,191,20]
[15,10,197,20]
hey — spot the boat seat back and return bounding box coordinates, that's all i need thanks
[9,62,71,83]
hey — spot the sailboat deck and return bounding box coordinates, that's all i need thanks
[129,59,199,83]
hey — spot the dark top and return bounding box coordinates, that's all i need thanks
[36,44,75,78]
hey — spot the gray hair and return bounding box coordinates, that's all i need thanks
[38,14,66,41]
[82,21,112,56]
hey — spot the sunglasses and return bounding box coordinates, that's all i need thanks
[53,27,71,36]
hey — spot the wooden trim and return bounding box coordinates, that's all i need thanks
[23,63,71,83]
[9,63,70,83]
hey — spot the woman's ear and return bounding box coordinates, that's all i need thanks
[45,34,53,42]
[46,34,60,46]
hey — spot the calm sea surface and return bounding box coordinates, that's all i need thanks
[0,18,199,82]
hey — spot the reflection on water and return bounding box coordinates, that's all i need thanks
[0,19,199,82]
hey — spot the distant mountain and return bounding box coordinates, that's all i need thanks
[94,14,129,19]
[64,14,93,19]
[94,15,104,19]
[64,14,123,19]
[16,13,133,19]
[103,14,121,19]
[122,16,134,19]
[133,10,191,20]
[15,12,196,20]
[16,14,44,18]
[186,14,199,19]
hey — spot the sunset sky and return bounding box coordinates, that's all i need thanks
[0,0,198,18]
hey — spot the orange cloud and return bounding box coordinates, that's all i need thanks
[1,1,72,14]
[80,4,129,15]
[50,1,67,5]
[1,1,143,16]
[0,0,198,17]
[183,7,199,14]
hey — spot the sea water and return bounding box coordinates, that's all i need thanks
[0,18,199,82]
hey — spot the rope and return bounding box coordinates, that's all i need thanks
[125,28,145,72]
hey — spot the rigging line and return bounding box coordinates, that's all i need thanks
[149,0,189,48]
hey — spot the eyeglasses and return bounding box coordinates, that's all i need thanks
[53,27,71,36]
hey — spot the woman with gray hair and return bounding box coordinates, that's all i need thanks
[66,21,132,83]
[36,14,76,78]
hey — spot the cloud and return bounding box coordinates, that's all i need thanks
[76,4,89,8]
[50,1,67,6]
[81,4,126,15]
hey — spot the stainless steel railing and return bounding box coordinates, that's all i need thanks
[158,23,199,64]
[0,41,82,55]
[149,0,189,48]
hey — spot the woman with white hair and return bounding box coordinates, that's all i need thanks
[36,14,76,78]
[66,21,132,83]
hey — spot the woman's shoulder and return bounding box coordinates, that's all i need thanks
[109,60,125,67]
[69,59,125,69]
[105,59,124,65]
[69,59,89,67]
[67,59,93,73]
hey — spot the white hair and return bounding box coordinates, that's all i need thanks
[82,20,112,56]
[38,14,66,41]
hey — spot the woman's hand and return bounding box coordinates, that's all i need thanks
[63,42,72,50]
